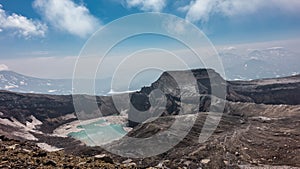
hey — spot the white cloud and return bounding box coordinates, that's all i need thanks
[183,0,300,23]
[222,46,236,51]
[0,64,9,71]
[163,17,188,35]
[0,4,47,38]
[185,0,215,23]
[124,0,167,12]
[33,0,100,38]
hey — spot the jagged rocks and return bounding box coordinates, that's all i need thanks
[128,69,300,127]
[0,135,137,168]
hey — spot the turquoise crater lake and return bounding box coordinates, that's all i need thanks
[68,119,128,146]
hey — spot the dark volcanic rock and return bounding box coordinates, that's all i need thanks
[228,75,300,105]
[0,135,130,168]
[128,69,228,127]
[0,91,122,134]
[128,69,300,127]
[0,91,75,133]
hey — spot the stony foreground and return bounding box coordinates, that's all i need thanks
[0,135,133,169]
[103,102,300,168]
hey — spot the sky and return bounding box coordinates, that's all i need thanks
[0,0,300,78]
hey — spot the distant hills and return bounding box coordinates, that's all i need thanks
[0,70,72,95]
[220,47,300,80]
[1,47,300,95]
[0,70,114,95]
[0,70,158,95]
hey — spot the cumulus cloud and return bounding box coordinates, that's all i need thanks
[183,0,300,23]
[33,0,100,38]
[0,64,9,71]
[0,4,47,38]
[163,17,188,35]
[124,0,167,12]
[184,0,215,23]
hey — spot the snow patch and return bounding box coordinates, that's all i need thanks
[107,89,139,95]
[5,85,18,89]
[0,116,43,140]
[13,131,38,141]
[60,113,76,121]
[20,81,27,85]
[37,143,63,152]
[26,115,43,130]
[48,89,57,93]
[267,46,284,50]
[0,118,16,127]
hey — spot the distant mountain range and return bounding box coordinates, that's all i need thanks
[220,47,300,80]
[0,71,72,95]
[0,71,116,95]
[1,47,299,94]
[0,70,160,95]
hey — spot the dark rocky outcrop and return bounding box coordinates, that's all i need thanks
[128,69,300,127]
[0,135,131,168]
[0,91,122,133]
[228,74,300,105]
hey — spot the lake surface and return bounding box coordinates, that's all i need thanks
[68,119,127,146]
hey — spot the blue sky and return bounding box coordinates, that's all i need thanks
[0,0,300,78]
